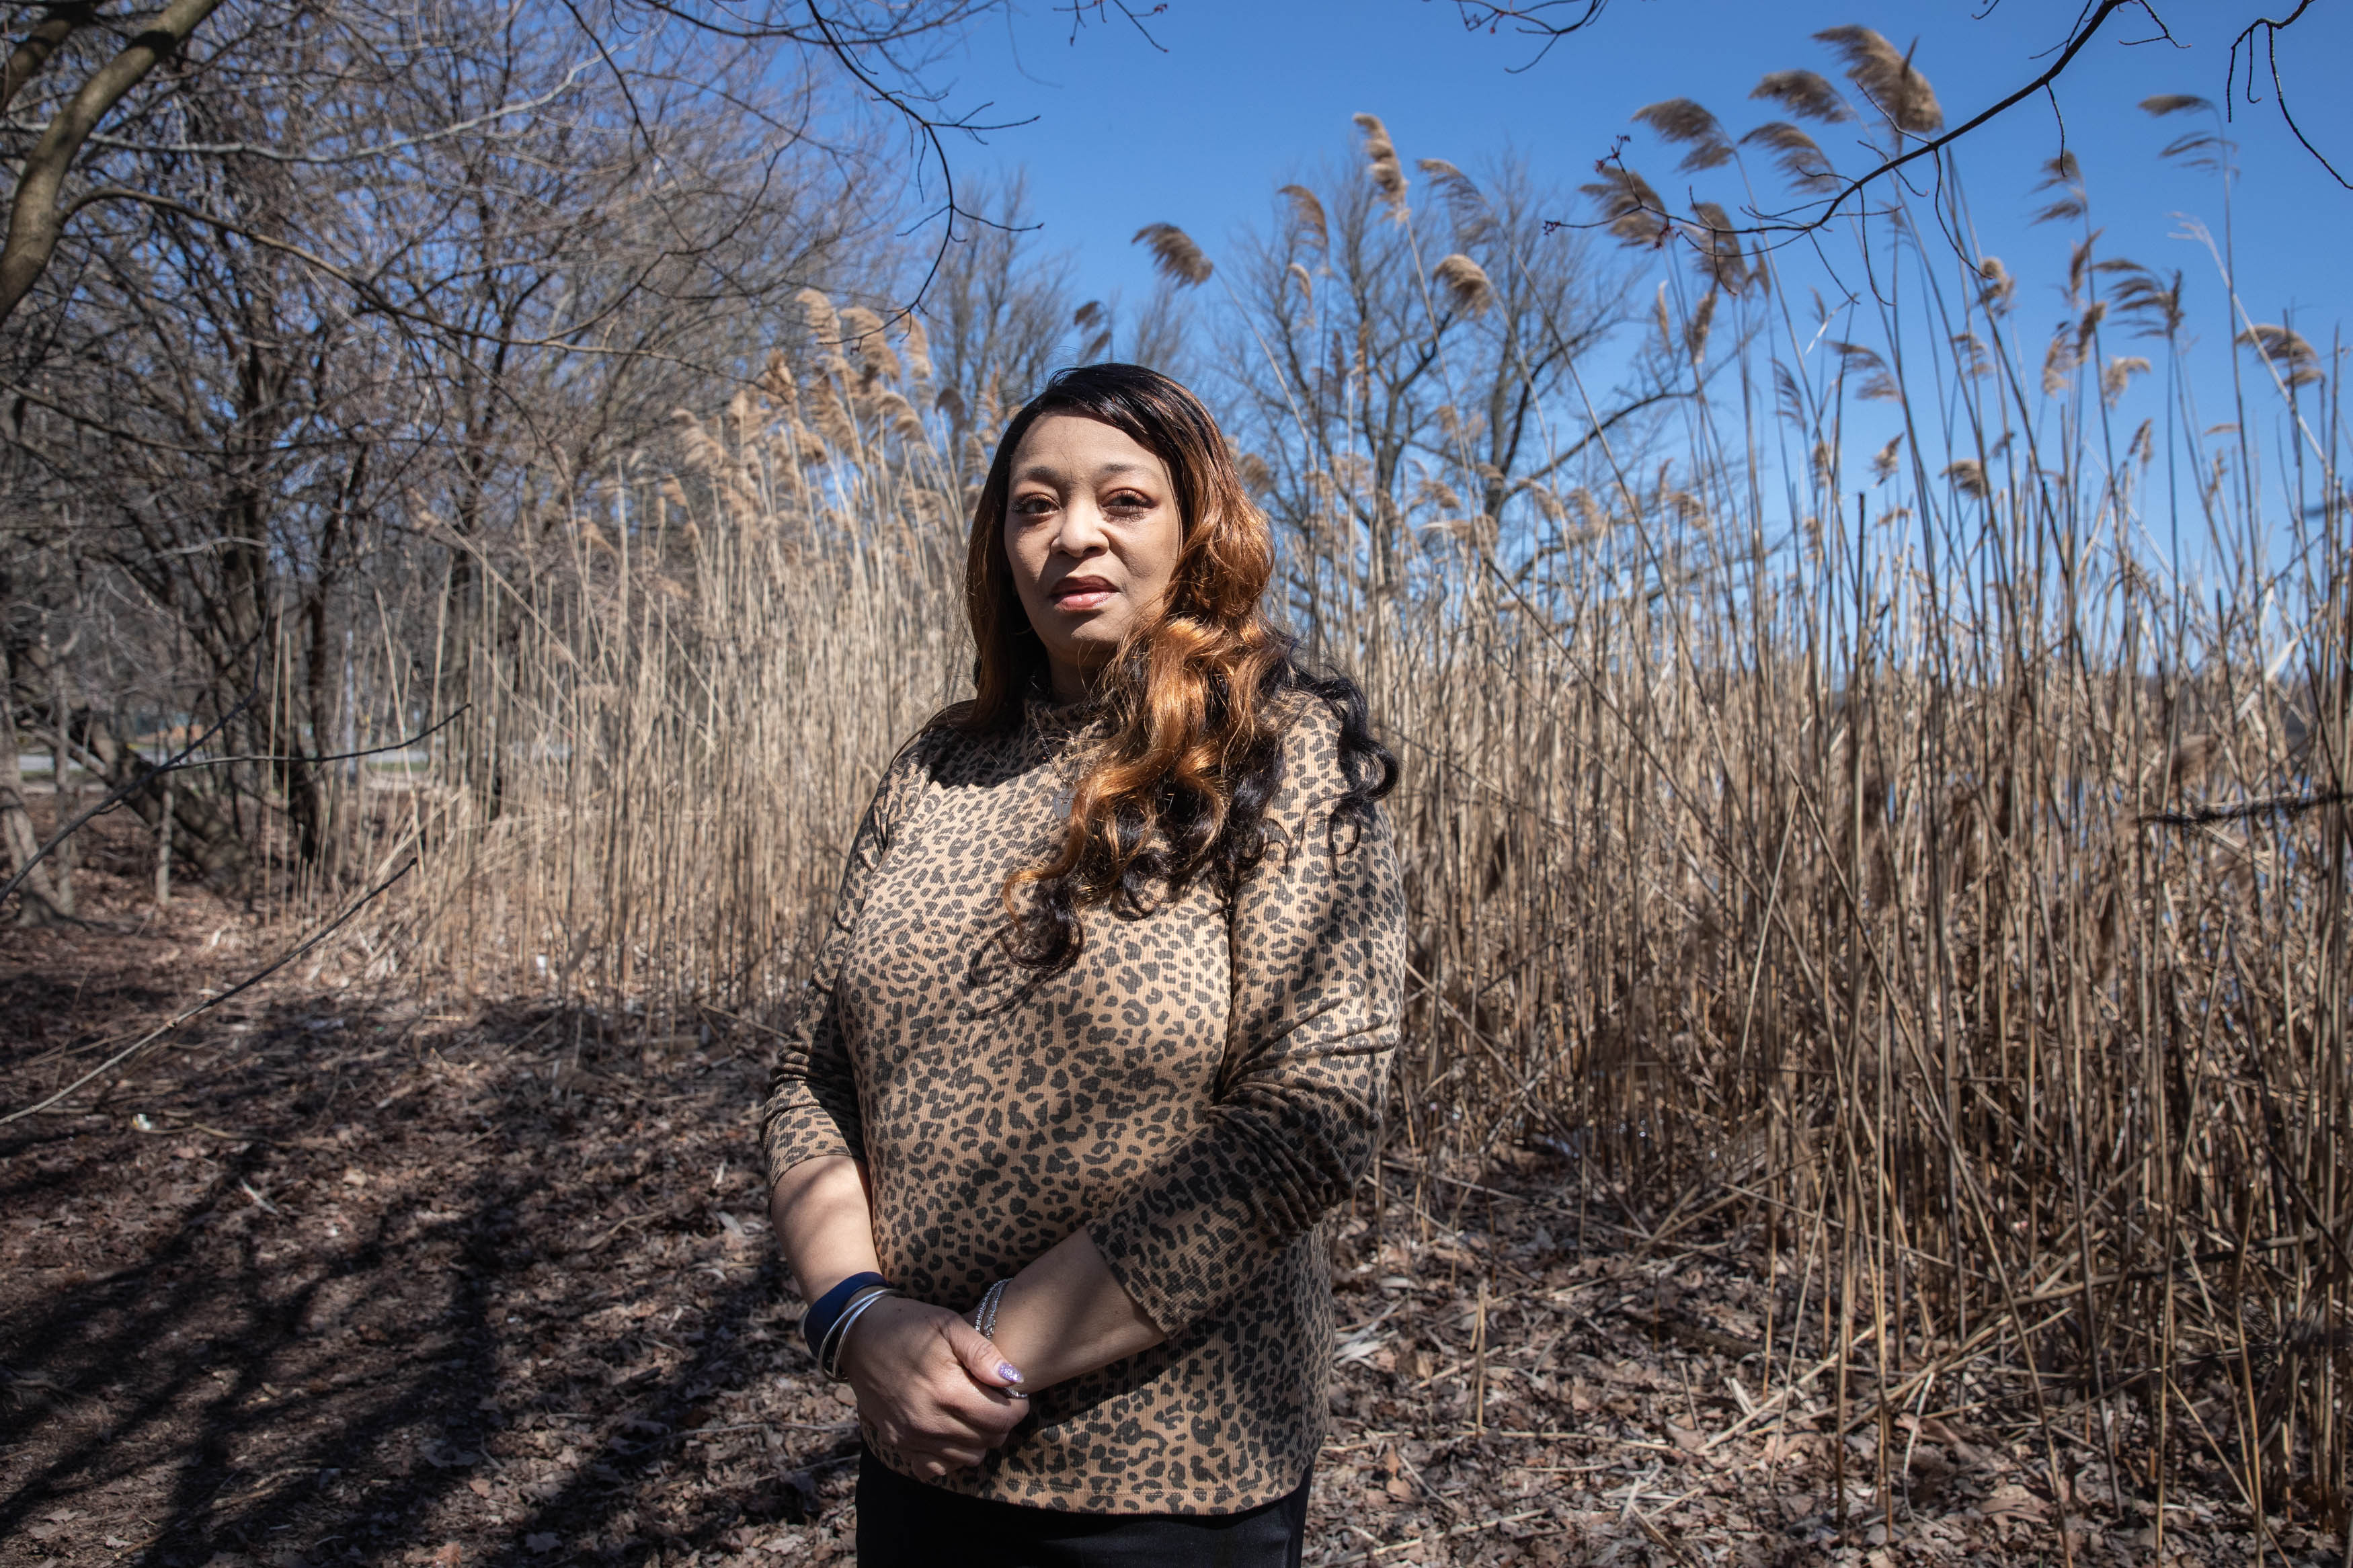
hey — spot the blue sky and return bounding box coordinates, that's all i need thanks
[930,0,2350,373]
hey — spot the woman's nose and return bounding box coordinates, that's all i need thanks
[1053,501,1109,554]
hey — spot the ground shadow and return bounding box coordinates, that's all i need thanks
[3,992,842,1567]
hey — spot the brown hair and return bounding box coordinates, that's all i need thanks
[957,362,1394,971]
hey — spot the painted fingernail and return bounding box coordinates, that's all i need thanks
[997,1362,1025,1384]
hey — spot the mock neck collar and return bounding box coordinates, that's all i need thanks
[1021,686,1107,736]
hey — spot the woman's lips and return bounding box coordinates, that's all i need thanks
[1050,579,1115,612]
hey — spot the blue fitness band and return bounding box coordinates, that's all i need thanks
[803,1271,890,1356]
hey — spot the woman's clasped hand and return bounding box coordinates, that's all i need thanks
[834,1294,1028,1479]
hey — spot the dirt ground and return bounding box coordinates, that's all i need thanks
[3,820,2340,1567]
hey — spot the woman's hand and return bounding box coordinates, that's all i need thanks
[839,1296,1029,1479]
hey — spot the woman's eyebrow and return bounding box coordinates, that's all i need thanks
[1012,460,1156,485]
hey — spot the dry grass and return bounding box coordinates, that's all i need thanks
[299,128,2352,1549]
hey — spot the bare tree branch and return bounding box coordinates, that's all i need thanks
[1489,0,2336,252]
[2227,0,2348,190]
[2141,790,2350,827]
[0,0,229,325]
[60,60,596,165]
[0,1,91,117]
[1058,1,1168,51]
[1449,0,1611,69]
[1592,0,2151,251]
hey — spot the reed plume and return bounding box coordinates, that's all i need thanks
[1432,253,1496,317]
[1749,67,1851,122]
[1580,163,1667,246]
[1353,112,1409,214]
[2239,322,2323,386]
[1813,24,1942,135]
[1741,121,1840,192]
[1278,183,1328,251]
[1132,223,1214,286]
[1633,98,1733,171]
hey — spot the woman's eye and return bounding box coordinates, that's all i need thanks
[1105,491,1153,513]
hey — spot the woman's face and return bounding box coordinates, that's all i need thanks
[1003,413,1185,702]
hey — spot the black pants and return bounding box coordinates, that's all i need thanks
[854,1447,1310,1567]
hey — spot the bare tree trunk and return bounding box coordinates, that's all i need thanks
[155,772,172,906]
[1,706,65,923]
[74,708,249,888]
[45,646,75,915]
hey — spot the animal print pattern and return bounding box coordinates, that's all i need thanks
[760,693,1406,1515]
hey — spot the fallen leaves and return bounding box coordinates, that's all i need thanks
[1981,1483,2051,1524]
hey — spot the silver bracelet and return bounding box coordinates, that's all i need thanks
[824,1287,892,1381]
[822,1286,895,1381]
[814,1282,885,1374]
[970,1279,1008,1341]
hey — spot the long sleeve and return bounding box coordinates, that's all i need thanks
[1084,705,1407,1335]
[758,733,932,1192]
[783,701,1397,1510]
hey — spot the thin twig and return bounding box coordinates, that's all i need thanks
[2139,788,2349,827]
[0,858,417,1126]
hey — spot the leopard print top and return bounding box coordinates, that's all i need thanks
[759,692,1405,1515]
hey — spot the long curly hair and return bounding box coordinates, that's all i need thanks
[957,362,1396,971]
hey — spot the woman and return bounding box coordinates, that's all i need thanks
[760,362,1405,1567]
